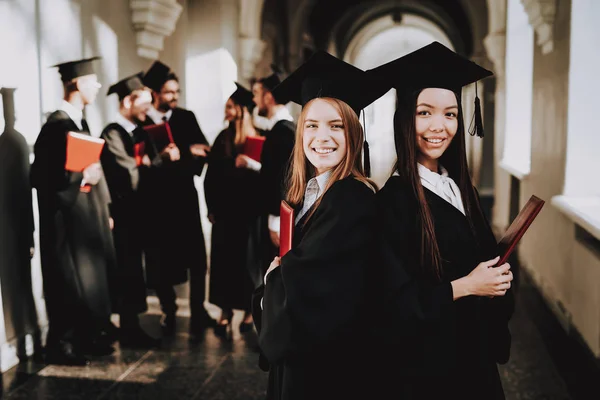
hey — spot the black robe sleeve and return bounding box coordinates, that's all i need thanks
[30,112,86,207]
[178,108,209,176]
[203,129,231,217]
[100,124,140,203]
[257,178,376,364]
[473,188,515,364]
[260,121,295,217]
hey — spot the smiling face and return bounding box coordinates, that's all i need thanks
[302,98,347,175]
[414,88,459,171]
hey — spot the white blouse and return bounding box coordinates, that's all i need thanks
[417,163,465,215]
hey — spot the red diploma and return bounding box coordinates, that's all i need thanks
[65,132,105,193]
[65,132,105,171]
[134,141,146,166]
[144,121,174,151]
[280,201,294,257]
[496,195,545,266]
[243,136,266,163]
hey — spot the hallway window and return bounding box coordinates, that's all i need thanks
[501,0,534,179]
[552,0,600,241]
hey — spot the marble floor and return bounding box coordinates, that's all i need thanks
[0,275,586,400]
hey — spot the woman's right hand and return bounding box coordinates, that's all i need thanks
[465,256,513,298]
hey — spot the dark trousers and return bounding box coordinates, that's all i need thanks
[155,264,212,324]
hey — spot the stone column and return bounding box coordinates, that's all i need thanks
[484,0,510,234]
[238,0,266,85]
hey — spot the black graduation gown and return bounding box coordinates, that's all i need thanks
[258,120,295,266]
[100,123,149,314]
[204,127,260,311]
[0,128,38,341]
[252,177,378,400]
[375,176,514,400]
[143,108,209,287]
[30,111,115,342]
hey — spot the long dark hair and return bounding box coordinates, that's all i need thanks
[393,88,486,281]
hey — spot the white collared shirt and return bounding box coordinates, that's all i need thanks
[417,163,465,215]
[253,105,294,131]
[59,100,84,130]
[115,113,137,136]
[295,170,332,225]
[147,107,173,123]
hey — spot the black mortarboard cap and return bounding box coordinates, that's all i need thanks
[259,64,283,92]
[229,82,255,109]
[143,61,176,92]
[51,56,101,82]
[272,50,384,176]
[107,72,145,101]
[367,41,493,137]
[271,50,383,115]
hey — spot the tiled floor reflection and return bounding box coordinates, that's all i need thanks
[0,289,576,400]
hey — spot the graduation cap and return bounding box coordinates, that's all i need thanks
[259,64,283,92]
[143,60,176,92]
[271,50,385,176]
[107,72,145,101]
[51,56,101,82]
[229,82,255,109]
[367,41,493,137]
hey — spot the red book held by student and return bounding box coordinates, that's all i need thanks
[65,132,105,193]
[243,136,266,162]
[134,141,145,166]
[496,195,545,266]
[65,131,105,171]
[280,201,294,257]
[144,121,174,151]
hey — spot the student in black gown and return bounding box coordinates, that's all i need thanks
[370,42,515,399]
[204,82,260,337]
[30,57,116,365]
[251,51,382,400]
[100,73,161,348]
[236,67,296,271]
[141,61,216,335]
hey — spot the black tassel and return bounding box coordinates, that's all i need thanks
[361,111,371,177]
[364,140,371,177]
[468,82,484,138]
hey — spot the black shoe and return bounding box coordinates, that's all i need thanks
[239,321,254,333]
[214,322,232,339]
[120,327,161,349]
[160,313,176,336]
[45,341,90,366]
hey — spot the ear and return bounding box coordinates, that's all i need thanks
[261,90,270,103]
[122,95,133,109]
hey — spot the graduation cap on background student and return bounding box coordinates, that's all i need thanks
[107,72,145,101]
[51,56,101,82]
[271,50,386,176]
[366,41,493,137]
[259,64,284,92]
[143,60,176,92]
[229,82,255,110]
